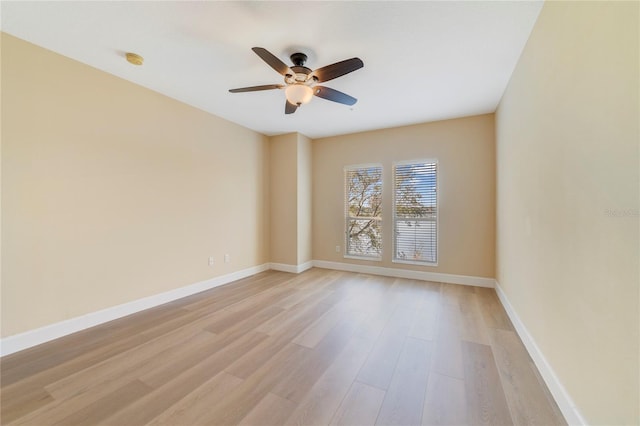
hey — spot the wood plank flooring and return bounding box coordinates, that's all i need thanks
[1,269,566,425]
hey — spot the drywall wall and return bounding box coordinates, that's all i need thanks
[0,31,4,332]
[1,33,270,337]
[312,114,495,278]
[297,133,312,265]
[269,132,312,268]
[495,1,639,424]
[269,133,298,266]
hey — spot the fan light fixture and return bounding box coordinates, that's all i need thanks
[285,84,313,106]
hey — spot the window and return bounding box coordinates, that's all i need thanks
[393,160,437,264]
[345,164,382,259]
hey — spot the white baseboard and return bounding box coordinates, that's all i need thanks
[0,263,270,357]
[311,260,495,288]
[0,259,491,357]
[0,259,585,426]
[269,261,313,274]
[494,282,586,425]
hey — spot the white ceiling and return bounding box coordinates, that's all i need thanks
[1,1,543,139]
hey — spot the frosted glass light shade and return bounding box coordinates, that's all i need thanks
[285,84,313,106]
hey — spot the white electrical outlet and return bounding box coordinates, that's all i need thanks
[208,256,215,266]
[224,254,230,263]
[335,245,341,253]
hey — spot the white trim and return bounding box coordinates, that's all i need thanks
[0,260,585,426]
[311,260,494,288]
[392,258,438,267]
[393,158,439,167]
[0,263,270,357]
[343,255,382,262]
[343,163,383,172]
[494,281,586,426]
[269,261,313,274]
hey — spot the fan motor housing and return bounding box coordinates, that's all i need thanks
[286,53,315,82]
[290,52,308,66]
[291,66,311,76]
[286,53,314,84]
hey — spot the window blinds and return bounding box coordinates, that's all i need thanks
[394,161,437,264]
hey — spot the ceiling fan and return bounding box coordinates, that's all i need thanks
[229,47,364,114]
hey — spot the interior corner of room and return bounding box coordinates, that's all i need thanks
[1,1,638,425]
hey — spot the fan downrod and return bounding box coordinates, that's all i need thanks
[290,52,308,67]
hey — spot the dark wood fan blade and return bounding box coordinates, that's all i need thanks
[313,86,357,106]
[252,47,293,76]
[285,101,298,114]
[311,58,363,83]
[229,84,284,93]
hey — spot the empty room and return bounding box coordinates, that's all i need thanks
[1,1,638,425]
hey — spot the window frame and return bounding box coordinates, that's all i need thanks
[344,163,383,261]
[392,159,439,266]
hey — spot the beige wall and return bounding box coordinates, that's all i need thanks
[312,114,495,278]
[269,133,298,265]
[297,134,312,265]
[0,32,4,328]
[269,132,312,267]
[495,2,639,424]
[1,34,270,337]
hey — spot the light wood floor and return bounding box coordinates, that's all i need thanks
[1,269,566,425]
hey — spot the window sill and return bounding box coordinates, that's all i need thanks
[392,259,438,267]
[344,255,382,262]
